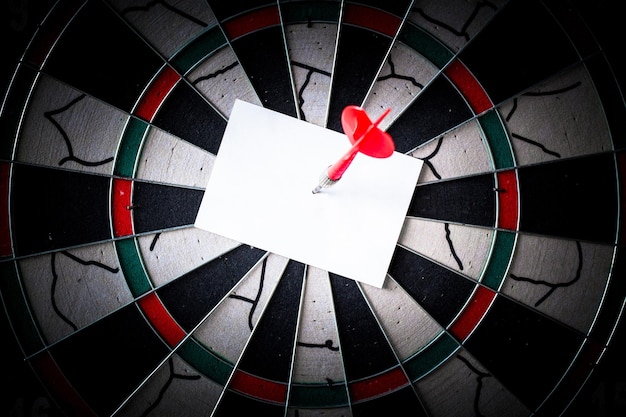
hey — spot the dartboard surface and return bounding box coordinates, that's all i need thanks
[1,0,625,416]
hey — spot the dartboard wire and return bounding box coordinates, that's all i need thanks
[0,259,49,357]
[207,256,297,417]
[387,3,614,159]
[412,145,619,184]
[277,0,303,121]
[599,293,626,355]
[283,263,308,416]
[11,1,596,197]
[380,0,515,133]
[0,61,40,163]
[393,239,595,339]
[383,249,599,407]
[201,2,291,118]
[358,0,416,109]
[381,1,608,155]
[2,145,614,265]
[117,117,218,187]
[1,71,220,187]
[114,226,241,293]
[402,212,620,271]
[2,222,200,264]
[325,269,355,415]
[1,4,620,416]
[586,246,623,340]
[2,41,225,168]
[374,271,452,348]
[322,0,345,128]
[2,150,214,263]
[400,54,608,157]
[109,250,276,417]
[102,0,231,122]
[3,126,212,189]
[0,64,215,191]
[19,239,264,364]
[354,279,431,412]
[394,240,486,289]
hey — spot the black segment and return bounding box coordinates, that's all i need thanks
[237,260,305,381]
[230,27,298,117]
[585,54,626,151]
[206,0,297,117]
[326,26,394,131]
[157,245,266,331]
[457,0,579,105]
[518,153,618,243]
[11,165,110,256]
[43,0,163,113]
[589,247,626,343]
[47,304,169,416]
[329,274,400,380]
[151,82,227,155]
[132,181,204,234]
[464,295,584,410]
[407,174,496,227]
[388,246,475,327]
[387,76,473,153]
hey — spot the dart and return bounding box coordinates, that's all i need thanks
[312,106,394,194]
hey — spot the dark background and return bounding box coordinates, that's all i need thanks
[1,0,624,416]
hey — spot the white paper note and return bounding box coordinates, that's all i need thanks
[195,100,423,287]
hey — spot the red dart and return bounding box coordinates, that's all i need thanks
[313,106,394,193]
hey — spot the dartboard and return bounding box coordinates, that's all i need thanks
[1,0,624,416]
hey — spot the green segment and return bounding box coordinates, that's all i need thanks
[114,117,148,178]
[398,23,454,69]
[404,332,459,381]
[281,1,341,24]
[0,261,45,355]
[479,110,515,169]
[289,381,349,408]
[170,26,227,75]
[115,238,152,297]
[178,337,351,407]
[481,230,516,290]
[178,338,233,385]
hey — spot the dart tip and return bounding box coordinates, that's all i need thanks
[312,171,339,194]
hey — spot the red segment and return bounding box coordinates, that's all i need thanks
[134,66,181,122]
[230,369,287,404]
[0,162,11,257]
[32,352,98,417]
[496,170,519,231]
[617,151,626,244]
[23,0,84,67]
[111,178,134,237]
[349,366,409,401]
[138,293,186,347]
[343,4,401,37]
[222,5,280,40]
[449,286,496,341]
[444,59,493,115]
